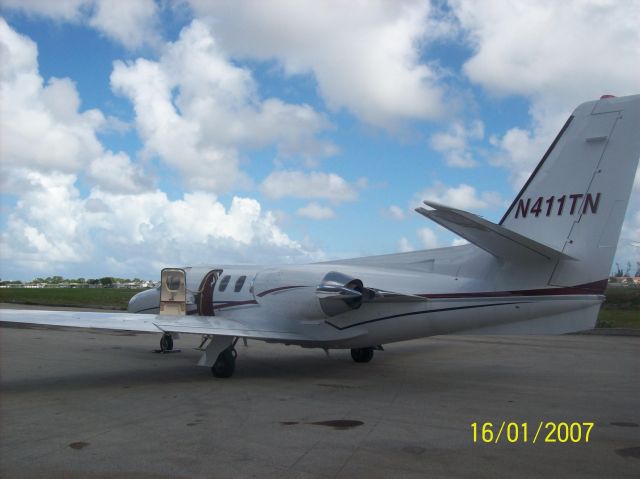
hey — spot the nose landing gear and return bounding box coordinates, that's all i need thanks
[160,334,174,352]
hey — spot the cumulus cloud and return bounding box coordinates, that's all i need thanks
[1,172,92,267]
[398,237,414,253]
[454,0,639,103]
[89,0,161,49]
[1,0,161,49]
[296,202,335,220]
[413,182,504,211]
[261,170,360,203]
[381,205,406,220]
[86,151,152,194]
[0,18,321,278]
[1,0,89,21]
[417,227,439,249]
[453,0,640,187]
[186,0,448,128]
[0,18,148,197]
[430,120,483,168]
[452,1,639,263]
[111,20,335,192]
[0,21,101,175]
[0,172,316,277]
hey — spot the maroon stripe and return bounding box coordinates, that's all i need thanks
[419,279,607,299]
[256,285,306,297]
[213,300,258,310]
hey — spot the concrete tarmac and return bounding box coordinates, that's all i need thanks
[1,312,639,478]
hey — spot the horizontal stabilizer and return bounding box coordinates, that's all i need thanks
[415,201,575,262]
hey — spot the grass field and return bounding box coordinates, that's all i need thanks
[0,288,145,310]
[596,287,640,329]
[0,286,637,328]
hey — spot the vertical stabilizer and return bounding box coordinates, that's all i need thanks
[500,94,640,287]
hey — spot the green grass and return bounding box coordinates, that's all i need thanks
[0,287,146,310]
[597,287,640,329]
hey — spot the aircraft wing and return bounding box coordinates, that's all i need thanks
[416,201,575,262]
[0,309,315,342]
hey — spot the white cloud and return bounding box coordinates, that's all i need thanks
[413,182,504,211]
[0,168,318,278]
[452,237,469,246]
[1,0,161,49]
[1,0,89,21]
[261,170,360,203]
[111,20,335,192]
[86,151,152,194]
[382,205,406,220]
[0,18,321,279]
[398,237,414,253]
[186,0,448,128]
[1,172,92,266]
[417,227,439,249]
[452,0,640,188]
[454,0,640,103]
[453,0,640,268]
[430,120,483,168]
[89,0,161,49]
[0,19,104,175]
[296,202,335,220]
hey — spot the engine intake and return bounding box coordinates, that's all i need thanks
[316,271,367,317]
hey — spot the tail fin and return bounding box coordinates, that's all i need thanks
[500,94,640,287]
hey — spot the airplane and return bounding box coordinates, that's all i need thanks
[1,94,639,378]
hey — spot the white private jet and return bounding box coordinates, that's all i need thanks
[2,94,639,378]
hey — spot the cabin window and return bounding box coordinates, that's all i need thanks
[234,275,246,292]
[218,275,231,292]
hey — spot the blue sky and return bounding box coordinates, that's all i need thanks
[1,1,638,281]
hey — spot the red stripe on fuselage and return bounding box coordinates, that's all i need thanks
[417,279,608,299]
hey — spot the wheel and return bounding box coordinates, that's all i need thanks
[351,347,374,363]
[160,334,173,352]
[211,348,236,378]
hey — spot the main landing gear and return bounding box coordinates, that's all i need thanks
[160,333,174,352]
[350,347,375,363]
[211,347,237,378]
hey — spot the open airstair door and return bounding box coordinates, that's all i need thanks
[159,268,187,316]
[197,269,223,316]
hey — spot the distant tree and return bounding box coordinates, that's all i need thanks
[100,277,114,286]
[614,263,624,277]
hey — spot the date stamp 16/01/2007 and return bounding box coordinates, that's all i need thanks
[471,422,594,444]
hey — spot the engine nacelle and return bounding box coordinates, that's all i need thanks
[316,271,367,317]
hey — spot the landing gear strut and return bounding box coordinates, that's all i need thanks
[211,347,237,378]
[160,334,174,352]
[351,347,374,363]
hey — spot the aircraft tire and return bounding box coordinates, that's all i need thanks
[350,347,374,363]
[211,348,236,378]
[160,334,173,352]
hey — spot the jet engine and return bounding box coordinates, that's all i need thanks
[316,271,372,317]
